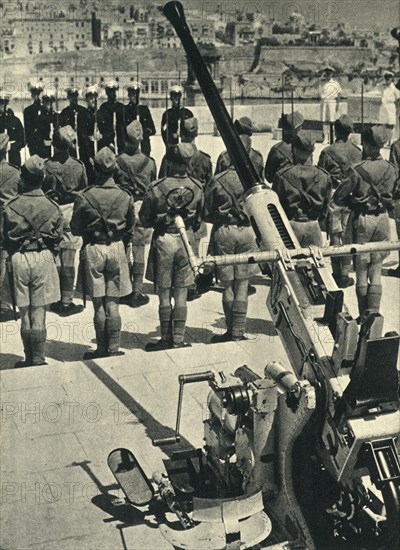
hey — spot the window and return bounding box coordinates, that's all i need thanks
[150,80,158,93]
[142,80,149,93]
[160,79,168,93]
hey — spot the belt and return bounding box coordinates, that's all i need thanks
[357,208,387,216]
[87,237,122,245]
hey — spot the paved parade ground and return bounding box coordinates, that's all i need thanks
[1,133,399,550]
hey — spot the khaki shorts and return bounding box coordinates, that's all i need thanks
[353,212,390,264]
[12,250,60,307]
[290,220,323,247]
[213,225,259,285]
[85,241,132,298]
[154,233,194,289]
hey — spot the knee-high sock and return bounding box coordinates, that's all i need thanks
[222,297,233,333]
[132,264,145,295]
[356,285,368,317]
[367,284,382,314]
[231,300,248,340]
[94,315,107,354]
[159,305,172,342]
[29,328,47,365]
[105,316,122,353]
[60,249,76,305]
[21,328,32,364]
[172,306,187,345]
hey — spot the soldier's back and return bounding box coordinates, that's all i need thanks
[0,160,20,207]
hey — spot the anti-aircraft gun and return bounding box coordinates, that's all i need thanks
[108,3,400,548]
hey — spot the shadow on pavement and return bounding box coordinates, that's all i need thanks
[46,339,92,362]
[0,353,22,370]
[83,359,194,454]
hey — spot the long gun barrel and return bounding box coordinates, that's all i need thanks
[164,1,299,254]
[164,1,260,193]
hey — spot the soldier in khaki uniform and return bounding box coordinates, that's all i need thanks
[115,120,157,307]
[71,147,134,359]
[264,111,304,184]
[204,162,259,343]
[159,117,212,302]
[332,126,397,321]
[0,156,63,367]
[273,131,331,247]
[216,117,264,179]
[0,133,21,320]
[318,114,362,287]
[139,143,203,351]
[388,134,400,277]
[43,126,88,316]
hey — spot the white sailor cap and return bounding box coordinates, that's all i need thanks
[105,80,119,90]
[126,81,141,91]
[85,85,99,98]
[323,65,335,73]
[29,81,44,92]
[169,84,183,95]
[384,70,394,78]
[42,88,56,100]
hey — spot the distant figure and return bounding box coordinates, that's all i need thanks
[124,82,156,157]
[320,66,342,144]
[161,85,193,149]
[98,80,125,154]
[23,81,43,157]
[29,90,59,159]
[59,87,86,158]
[0,91,25,166]
[379,71,400,146]
[264,111,304,184]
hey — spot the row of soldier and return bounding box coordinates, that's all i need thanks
[0,97,399,366]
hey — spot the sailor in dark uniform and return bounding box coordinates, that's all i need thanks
[0,92,25,166]
[29,89,59,159]
[59,87,86,159]
[124,82,156,157]
[161,85,193,148]
[98,80,125,154]
[23,81,43,158]
[77,86,103,184]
